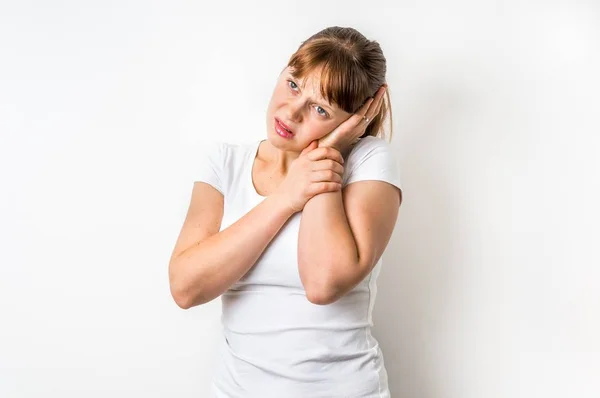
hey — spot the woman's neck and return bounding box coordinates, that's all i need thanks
[258,139,301,175]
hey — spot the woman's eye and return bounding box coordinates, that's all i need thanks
[287,79,328,118]
[315,106,328,118]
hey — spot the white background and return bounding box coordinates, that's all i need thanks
[1,1,599,397]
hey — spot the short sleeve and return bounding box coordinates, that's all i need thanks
[194,141,224,195]
[343,136,402,191]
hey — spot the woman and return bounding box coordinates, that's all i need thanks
[169,26,403,397]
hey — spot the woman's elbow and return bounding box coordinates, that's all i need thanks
[170,282,194,309]
[305,285,340,305]
[170,277,217,309]
[169,272,204,309]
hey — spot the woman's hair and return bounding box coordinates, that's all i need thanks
[286,26,392,141]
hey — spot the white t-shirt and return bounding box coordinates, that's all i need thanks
[194,136,402,397]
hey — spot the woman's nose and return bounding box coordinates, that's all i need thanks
[285,98,304,123]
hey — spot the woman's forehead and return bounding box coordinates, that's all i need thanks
[285,67,329,100]
[283,65,354,115]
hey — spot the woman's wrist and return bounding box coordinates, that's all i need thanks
[265,192,298,218]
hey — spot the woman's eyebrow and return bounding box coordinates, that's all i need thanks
[310,96,335,112]
[295,78,335,110]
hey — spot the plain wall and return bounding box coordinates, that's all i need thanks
[1,1,598,397]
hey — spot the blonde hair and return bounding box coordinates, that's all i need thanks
[286,26,392,141]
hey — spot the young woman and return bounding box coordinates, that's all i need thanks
[169,26,403,397]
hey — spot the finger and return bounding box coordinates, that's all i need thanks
[365,85,387,121]
[353,87,384,126]
[366,97,384,123]
[325,147,344,164]
[356,97,375,120]
[306,147,326,161]
[312,159,344,175]
[307,146,343,164]
[309,182,342,196]
[301,140,318,155]
[311,170,343,184]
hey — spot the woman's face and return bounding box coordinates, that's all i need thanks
[265,66,352,150]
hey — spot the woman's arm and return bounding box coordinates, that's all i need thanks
[169,182,295,309]
[298,181,400,305]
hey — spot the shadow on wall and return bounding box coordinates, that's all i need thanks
[372,82,473,398]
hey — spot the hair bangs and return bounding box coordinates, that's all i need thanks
[287,40,372,114]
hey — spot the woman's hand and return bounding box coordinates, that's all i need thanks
[318,84,387,157]
[273,141,345,213]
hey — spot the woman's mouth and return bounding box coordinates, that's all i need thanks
[275,118,294,139]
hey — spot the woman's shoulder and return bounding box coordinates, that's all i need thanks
[354,134,392,148]
[203,140,258,161]
[192,140,258,195]
[193,140,256,175]
[346,135,394,163]
[343,135,401,189]
[215,139,259,151]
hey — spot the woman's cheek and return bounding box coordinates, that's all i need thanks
[311,126,329,140]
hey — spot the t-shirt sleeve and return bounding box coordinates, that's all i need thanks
[343,136,402,192]
[193,141,225,195]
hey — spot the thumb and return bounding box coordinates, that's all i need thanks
[300,140,318,155]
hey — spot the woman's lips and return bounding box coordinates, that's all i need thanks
[276,119,294,134]
[275,118,294,138]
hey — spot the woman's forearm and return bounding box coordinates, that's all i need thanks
[297,190,359,304]
[170,194,296,308]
